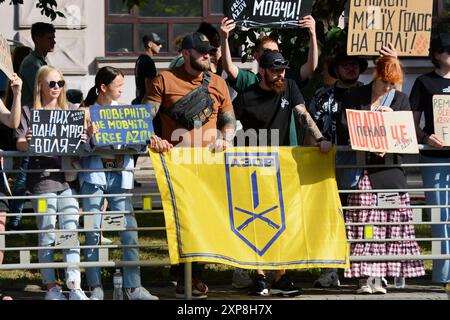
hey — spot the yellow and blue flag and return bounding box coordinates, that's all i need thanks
[150,147,349,270]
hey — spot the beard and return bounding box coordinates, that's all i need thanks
[189,53,211,72]
[264,73,286,94]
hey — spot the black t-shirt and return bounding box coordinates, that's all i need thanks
[134,54,157,103]
[233,79,305,146]
[410,71,450,157]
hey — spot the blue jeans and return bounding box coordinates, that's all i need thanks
[81,172,141,289]
[420,155,450,283]
[8,157,29,227]
[31,188,81,285]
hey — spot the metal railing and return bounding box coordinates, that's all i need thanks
[0,146,449,299]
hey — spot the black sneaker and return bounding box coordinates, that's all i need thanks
[271,275,302,297]
[248,274,270,296]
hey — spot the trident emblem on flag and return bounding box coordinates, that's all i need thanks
[225,152,286,256]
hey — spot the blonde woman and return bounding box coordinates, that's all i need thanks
[15,65,88,300]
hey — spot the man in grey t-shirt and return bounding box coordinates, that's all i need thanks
[19,22,55,106]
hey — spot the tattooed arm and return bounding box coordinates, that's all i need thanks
[218,110,237,142]
[293,104,332,153]
[144,100,173,153]
[210,110,237,151]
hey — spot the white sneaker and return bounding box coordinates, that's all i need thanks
[125,287,159,300]
[232,268,253,289]
[313,269,340,288]
[89,287,104,300]
[356,278,373,294]
[45,286,67,300]
[369,277,387,294]
[69,289,90,300]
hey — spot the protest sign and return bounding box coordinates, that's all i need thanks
[224,0,313,28]
[30,109,85,155]
[0,33,14,79]
[90,104,154,146]
[347,0,433,56]
[433,95,450,146]
[346,109,418,154]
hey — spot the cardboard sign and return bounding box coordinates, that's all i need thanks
[433,95,450,146]
[0,33,13,79]
[90,104,154,146]
[30,110,85,155]
[224,0,313,28]
[346,109,419,154]
[347,0,433,56]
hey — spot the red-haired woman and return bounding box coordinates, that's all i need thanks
[338,56,425,294]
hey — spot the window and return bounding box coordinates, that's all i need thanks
[435,0,450,32]
[105,0,224,55]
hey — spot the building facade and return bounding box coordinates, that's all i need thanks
[0,0,449,103]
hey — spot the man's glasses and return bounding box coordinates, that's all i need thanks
[48,80,65,89]
[48,80,66,89]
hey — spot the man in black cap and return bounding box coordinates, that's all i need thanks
[132,32,162,104]
[147,32,237,299]
[233,50,331,297]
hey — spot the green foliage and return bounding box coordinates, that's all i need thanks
[0,0,64,20]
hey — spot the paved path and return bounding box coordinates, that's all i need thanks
[3,279,448,300]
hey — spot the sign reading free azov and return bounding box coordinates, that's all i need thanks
[90,104,154,146]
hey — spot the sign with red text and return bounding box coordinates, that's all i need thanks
[0,33,13,79]
[347,0,433,56]
[346,109,418,154]
[433,95,450,146]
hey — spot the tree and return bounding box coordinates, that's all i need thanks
[0,0,152,20]
[0,0,65,20]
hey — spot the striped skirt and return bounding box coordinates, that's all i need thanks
[344,174,425,278]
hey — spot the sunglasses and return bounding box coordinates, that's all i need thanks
[48,80,65,89]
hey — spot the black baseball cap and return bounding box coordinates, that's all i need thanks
[259,50,290,70]
[143,33,162,46]
[181,32,214,54]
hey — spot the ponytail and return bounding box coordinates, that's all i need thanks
[82,66,124,107]
[83,86,98,107]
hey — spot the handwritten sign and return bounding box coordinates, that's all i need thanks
[347,0,433,56]
[90,104,154,146]
[346,109,418,154]
[224,0,313,28]
[433,95,450,146]
[30,110,85,155]
[0,33,13,79]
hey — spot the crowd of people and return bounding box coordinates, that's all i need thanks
[0,17,449,300]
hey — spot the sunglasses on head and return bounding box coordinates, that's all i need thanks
[271,59,289,67]
[48,80,65,89]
